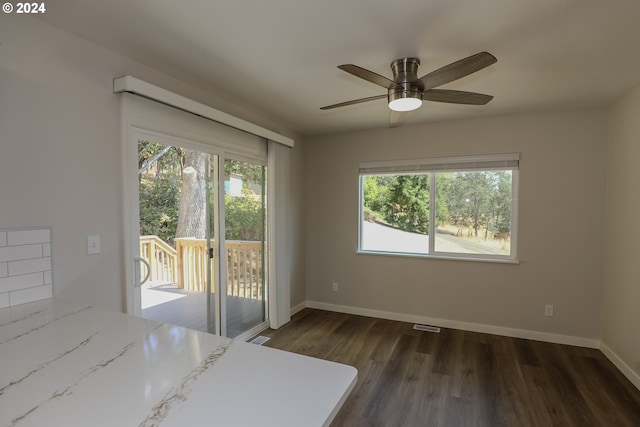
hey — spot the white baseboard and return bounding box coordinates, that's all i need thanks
[290,301,307,317]
[600,342,640,391]
[303,300,601,349]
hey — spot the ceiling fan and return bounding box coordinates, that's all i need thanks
[320,51,497,126]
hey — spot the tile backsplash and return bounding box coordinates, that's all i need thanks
[0,227,53,308]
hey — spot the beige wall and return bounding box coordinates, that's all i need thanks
[0,17,304,312]
[602,85,640,381]
[305,110,608,341]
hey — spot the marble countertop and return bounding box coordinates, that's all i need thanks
[0,299,357,427]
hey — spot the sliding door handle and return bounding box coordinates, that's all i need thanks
[134,257,151,287]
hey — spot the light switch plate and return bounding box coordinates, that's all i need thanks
[87,235,101,255]
[544,304,554,317]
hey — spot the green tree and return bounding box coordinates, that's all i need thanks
[363,174,450,234]
[380,174,430,234]
[434,174,450,226]
[138,141,183,179]
[223,159,266,241]
[490,171,512,234]
[224,191,264,240]
[138,141,183,244]
[441,171,512,238]
[225,159,264,184]
[362,175,390,222]
[445,171,493,237]
[139,175,180,244]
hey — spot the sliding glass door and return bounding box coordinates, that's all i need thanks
[222,158,267,338]
[134,134,267,338]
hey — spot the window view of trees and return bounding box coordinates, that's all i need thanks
[138,141,184,245]
[362,170,513,256]
[224,159,265,241]
[436,171,512,239]
[364,174,432,234]
[138,141,265,248]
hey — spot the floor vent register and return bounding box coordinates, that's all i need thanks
[249,336,271,345]
[413,324,441,333]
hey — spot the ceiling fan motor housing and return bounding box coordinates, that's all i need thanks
[391,57,421,83]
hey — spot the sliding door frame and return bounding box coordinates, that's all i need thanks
[124,127,225,331]
[120,92,289,338]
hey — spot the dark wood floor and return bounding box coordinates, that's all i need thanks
[262,309,640,427]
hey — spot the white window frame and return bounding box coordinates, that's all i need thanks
[357,153,519,263]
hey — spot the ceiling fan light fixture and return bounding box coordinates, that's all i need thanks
[320,52,496,122]
[388,90,422,112]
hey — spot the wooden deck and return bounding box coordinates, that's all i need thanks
[141,281,265,337]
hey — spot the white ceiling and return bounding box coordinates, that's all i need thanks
[39,0,640,136]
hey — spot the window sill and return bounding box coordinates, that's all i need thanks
[356,250,520,264]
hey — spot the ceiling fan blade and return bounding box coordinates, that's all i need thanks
[423,89,494,105]
[338,64,402,90]
[416,52,497,91]
[389,110,406,128]
[320,94,387,110]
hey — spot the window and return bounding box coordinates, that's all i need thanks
[358,154,519,262]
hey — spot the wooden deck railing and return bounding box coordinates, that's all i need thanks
[174,238,209,293]
[140,236,264,300]
[225,241,264,300]
[140,235,178,284]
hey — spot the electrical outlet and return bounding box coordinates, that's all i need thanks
[332,282,338,292]
[544,304,554,317]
